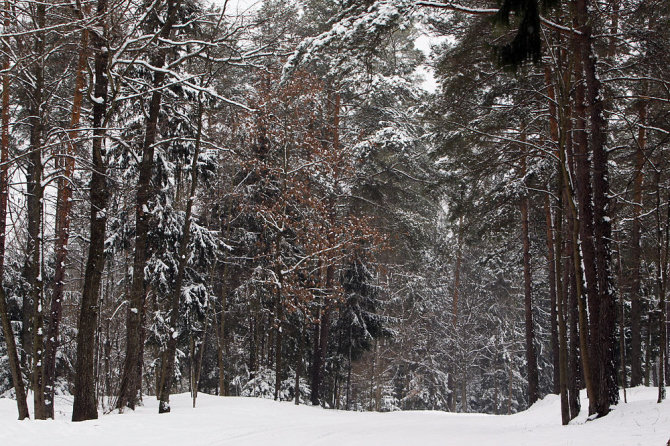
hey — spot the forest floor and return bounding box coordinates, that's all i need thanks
[0,386,668,445]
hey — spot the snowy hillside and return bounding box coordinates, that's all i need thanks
[1,387,668,446]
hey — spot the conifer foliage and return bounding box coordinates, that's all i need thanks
[0,0,667,427]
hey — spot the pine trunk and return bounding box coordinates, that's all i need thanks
[44,20,90,419]
[576,0,619,416]
[0,3,29,418]
[629,101,646,387]
[520,138,539,406]
[29,0,46,418]
[72,0,109,421]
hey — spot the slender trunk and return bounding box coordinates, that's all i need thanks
[311,313,321,405]
[507,364,513,415]
[273,238,284,401]
[450,215,463,412]
[217,246,229,395]
[44,20,90,419]
[29,0,46,419]
[566,212,582,419]
[655,172,668,403]
[118,0,182,410]
[545,193,560,395]
[158,100,203,413]
[553,85,573,422]
[192,307,209,408]
[629,101,646,387]
[520,135,539,406]
[559,97,593,417]
[555,163,570,424]
[72,0,109,421]
[544,65,561,396]
[294,323,303,405]
[346,324,352,410]
[616,235,627,402]
[0,2,29,419]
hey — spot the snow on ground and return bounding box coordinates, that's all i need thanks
[1,387,668,446]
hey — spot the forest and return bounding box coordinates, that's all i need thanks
[0,0,668,432]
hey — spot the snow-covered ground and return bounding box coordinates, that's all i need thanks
[1,387,668,445]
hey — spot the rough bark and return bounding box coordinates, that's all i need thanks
[44,19,90,419]
[576,0,619,416]
[28,0,46,419]
[520,140,538,406]
[0,3,29,418]
[543,64,561,396]
[72,0,109,421]
[629,101,646,387]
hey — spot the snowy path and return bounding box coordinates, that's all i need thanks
[1,387,668,445]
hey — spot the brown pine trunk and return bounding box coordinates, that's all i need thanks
[544,65,561,396]
[629,101,646,387]
[545,193,560,395]
[72,0,109,421]
[566,193,582,419]
[552,87,571,423]
[570,14,600,413]
[576,0,619,416]
[44,19,90,419]
[0,2,29,419]
[449,215,463,412]
[520,136,538,406]
[655,171,668,403]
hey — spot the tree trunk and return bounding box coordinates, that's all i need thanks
[28,0,46,418]
[655,171,668,403]
[117,0,182,410]
[72,0,109,421]
[545,193,560,395]
[158,100,203,413]
[449,215,463,412]
[44,19,90,419]
[576,0,619,416]
[629,101,646,387]
[294,323,303,405]
[0,2,29,419]
[520,137,538,406]
[544,65,561,396]
[554,156,570,424]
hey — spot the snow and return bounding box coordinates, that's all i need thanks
[1,387,667,445]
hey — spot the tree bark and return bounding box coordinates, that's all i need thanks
[44,17,90,419]
[28,0,46,419]
[629,101,646,387]
[520,135,539,406]
[0,2,29,419]
[575,0,619,416]
[72,0,109,421]
[543,65,561,396]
